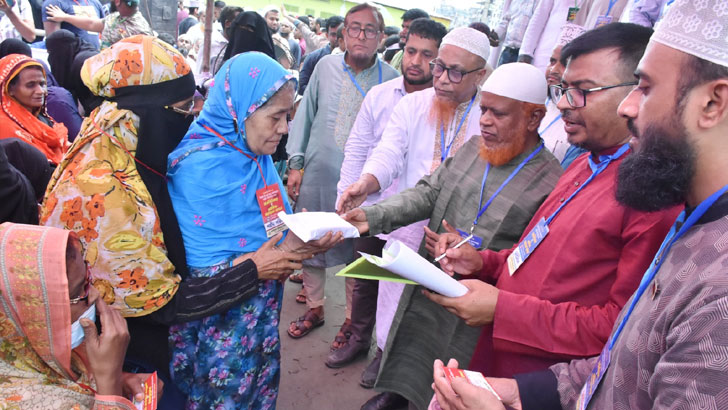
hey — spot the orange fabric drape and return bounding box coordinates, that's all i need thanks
[0,54,68,164]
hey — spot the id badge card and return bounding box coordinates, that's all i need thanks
[567,6,580,22]
[256,185,287,238]
[575,344,612,410]
[507,217,549,276]
[456,228,483,249]
[594,15,613,28]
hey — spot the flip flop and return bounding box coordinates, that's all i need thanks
[287,309,325,339]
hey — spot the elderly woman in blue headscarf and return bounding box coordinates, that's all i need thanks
[166,52,340,408]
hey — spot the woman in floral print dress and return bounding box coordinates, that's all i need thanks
[167,52,340,409]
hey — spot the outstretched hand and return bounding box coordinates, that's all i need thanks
[342,208,369,235]
[238,232,310,281]
[279,228,344,256]
[337,180,369,214]
[337,174,380,214]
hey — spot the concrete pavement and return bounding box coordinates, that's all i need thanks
[278,267,378,410]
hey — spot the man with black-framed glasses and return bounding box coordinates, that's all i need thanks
[285,3,399,350]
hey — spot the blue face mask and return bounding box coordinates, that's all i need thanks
[70,304,96,349]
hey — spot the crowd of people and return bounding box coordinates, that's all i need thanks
[0,0,727,409]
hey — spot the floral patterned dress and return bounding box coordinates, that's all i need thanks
[166,52,297,409]
[169,260,283,410]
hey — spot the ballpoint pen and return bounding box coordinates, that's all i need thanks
[434,234,473,263]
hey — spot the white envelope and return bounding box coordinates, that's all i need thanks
[277,211,360,242]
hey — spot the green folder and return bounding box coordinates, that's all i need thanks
[336,256,417,285]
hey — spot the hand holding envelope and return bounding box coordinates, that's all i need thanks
[277,211,360,242]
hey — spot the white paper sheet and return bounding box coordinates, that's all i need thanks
[277,211,360,242]
[360,240,468,298]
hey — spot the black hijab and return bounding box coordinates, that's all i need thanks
[0,38,31,58]
[0,39,59,86]
[45,29,102,114]
[221,12,275,68]
[109,73,197,277]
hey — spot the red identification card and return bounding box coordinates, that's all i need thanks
[256,185,287,238]
[134,371,158,410]
[443,367,502,401]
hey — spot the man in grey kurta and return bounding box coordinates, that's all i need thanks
[285,3,399,340]
[430,2,728,409]
[345,63,564,410]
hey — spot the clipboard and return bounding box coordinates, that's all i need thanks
[336,255,417,285]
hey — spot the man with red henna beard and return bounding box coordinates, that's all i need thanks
[344,62,564,410]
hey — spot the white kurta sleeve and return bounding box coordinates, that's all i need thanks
[518,0,553,59]
[360,96,411,192]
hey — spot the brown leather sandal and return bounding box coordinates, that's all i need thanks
[287,309,325,339]
[330,319,352,350]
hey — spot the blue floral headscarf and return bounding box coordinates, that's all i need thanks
[167,52,296,268]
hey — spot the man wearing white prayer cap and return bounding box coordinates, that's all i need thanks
[425,22,684,410]
[343,61,565,410]
[338,27,494,410]
[430,4,728,408]
[259,5,280,32]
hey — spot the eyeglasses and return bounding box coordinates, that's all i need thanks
[429,60,482,84]
[549,82,638,108]
[69,264,91,305]
[346,26,379,39]
[165,99,195,116]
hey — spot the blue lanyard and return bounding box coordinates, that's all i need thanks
[545,143,630,225]
[342,59,382,98]
[539,114,562,136]
[440,94,476,162]
[608,184,728,349]
[472,143,545,231]
[606,0,619,15]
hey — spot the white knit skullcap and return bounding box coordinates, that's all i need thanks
[556,23,587,47]
[441,27,490,62]
[481,63,547,105]
[259,5,279,17]
[652,0,728,67]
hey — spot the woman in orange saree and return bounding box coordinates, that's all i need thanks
[0,54,68,165]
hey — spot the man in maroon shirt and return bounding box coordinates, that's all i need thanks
[426,22,681,394]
